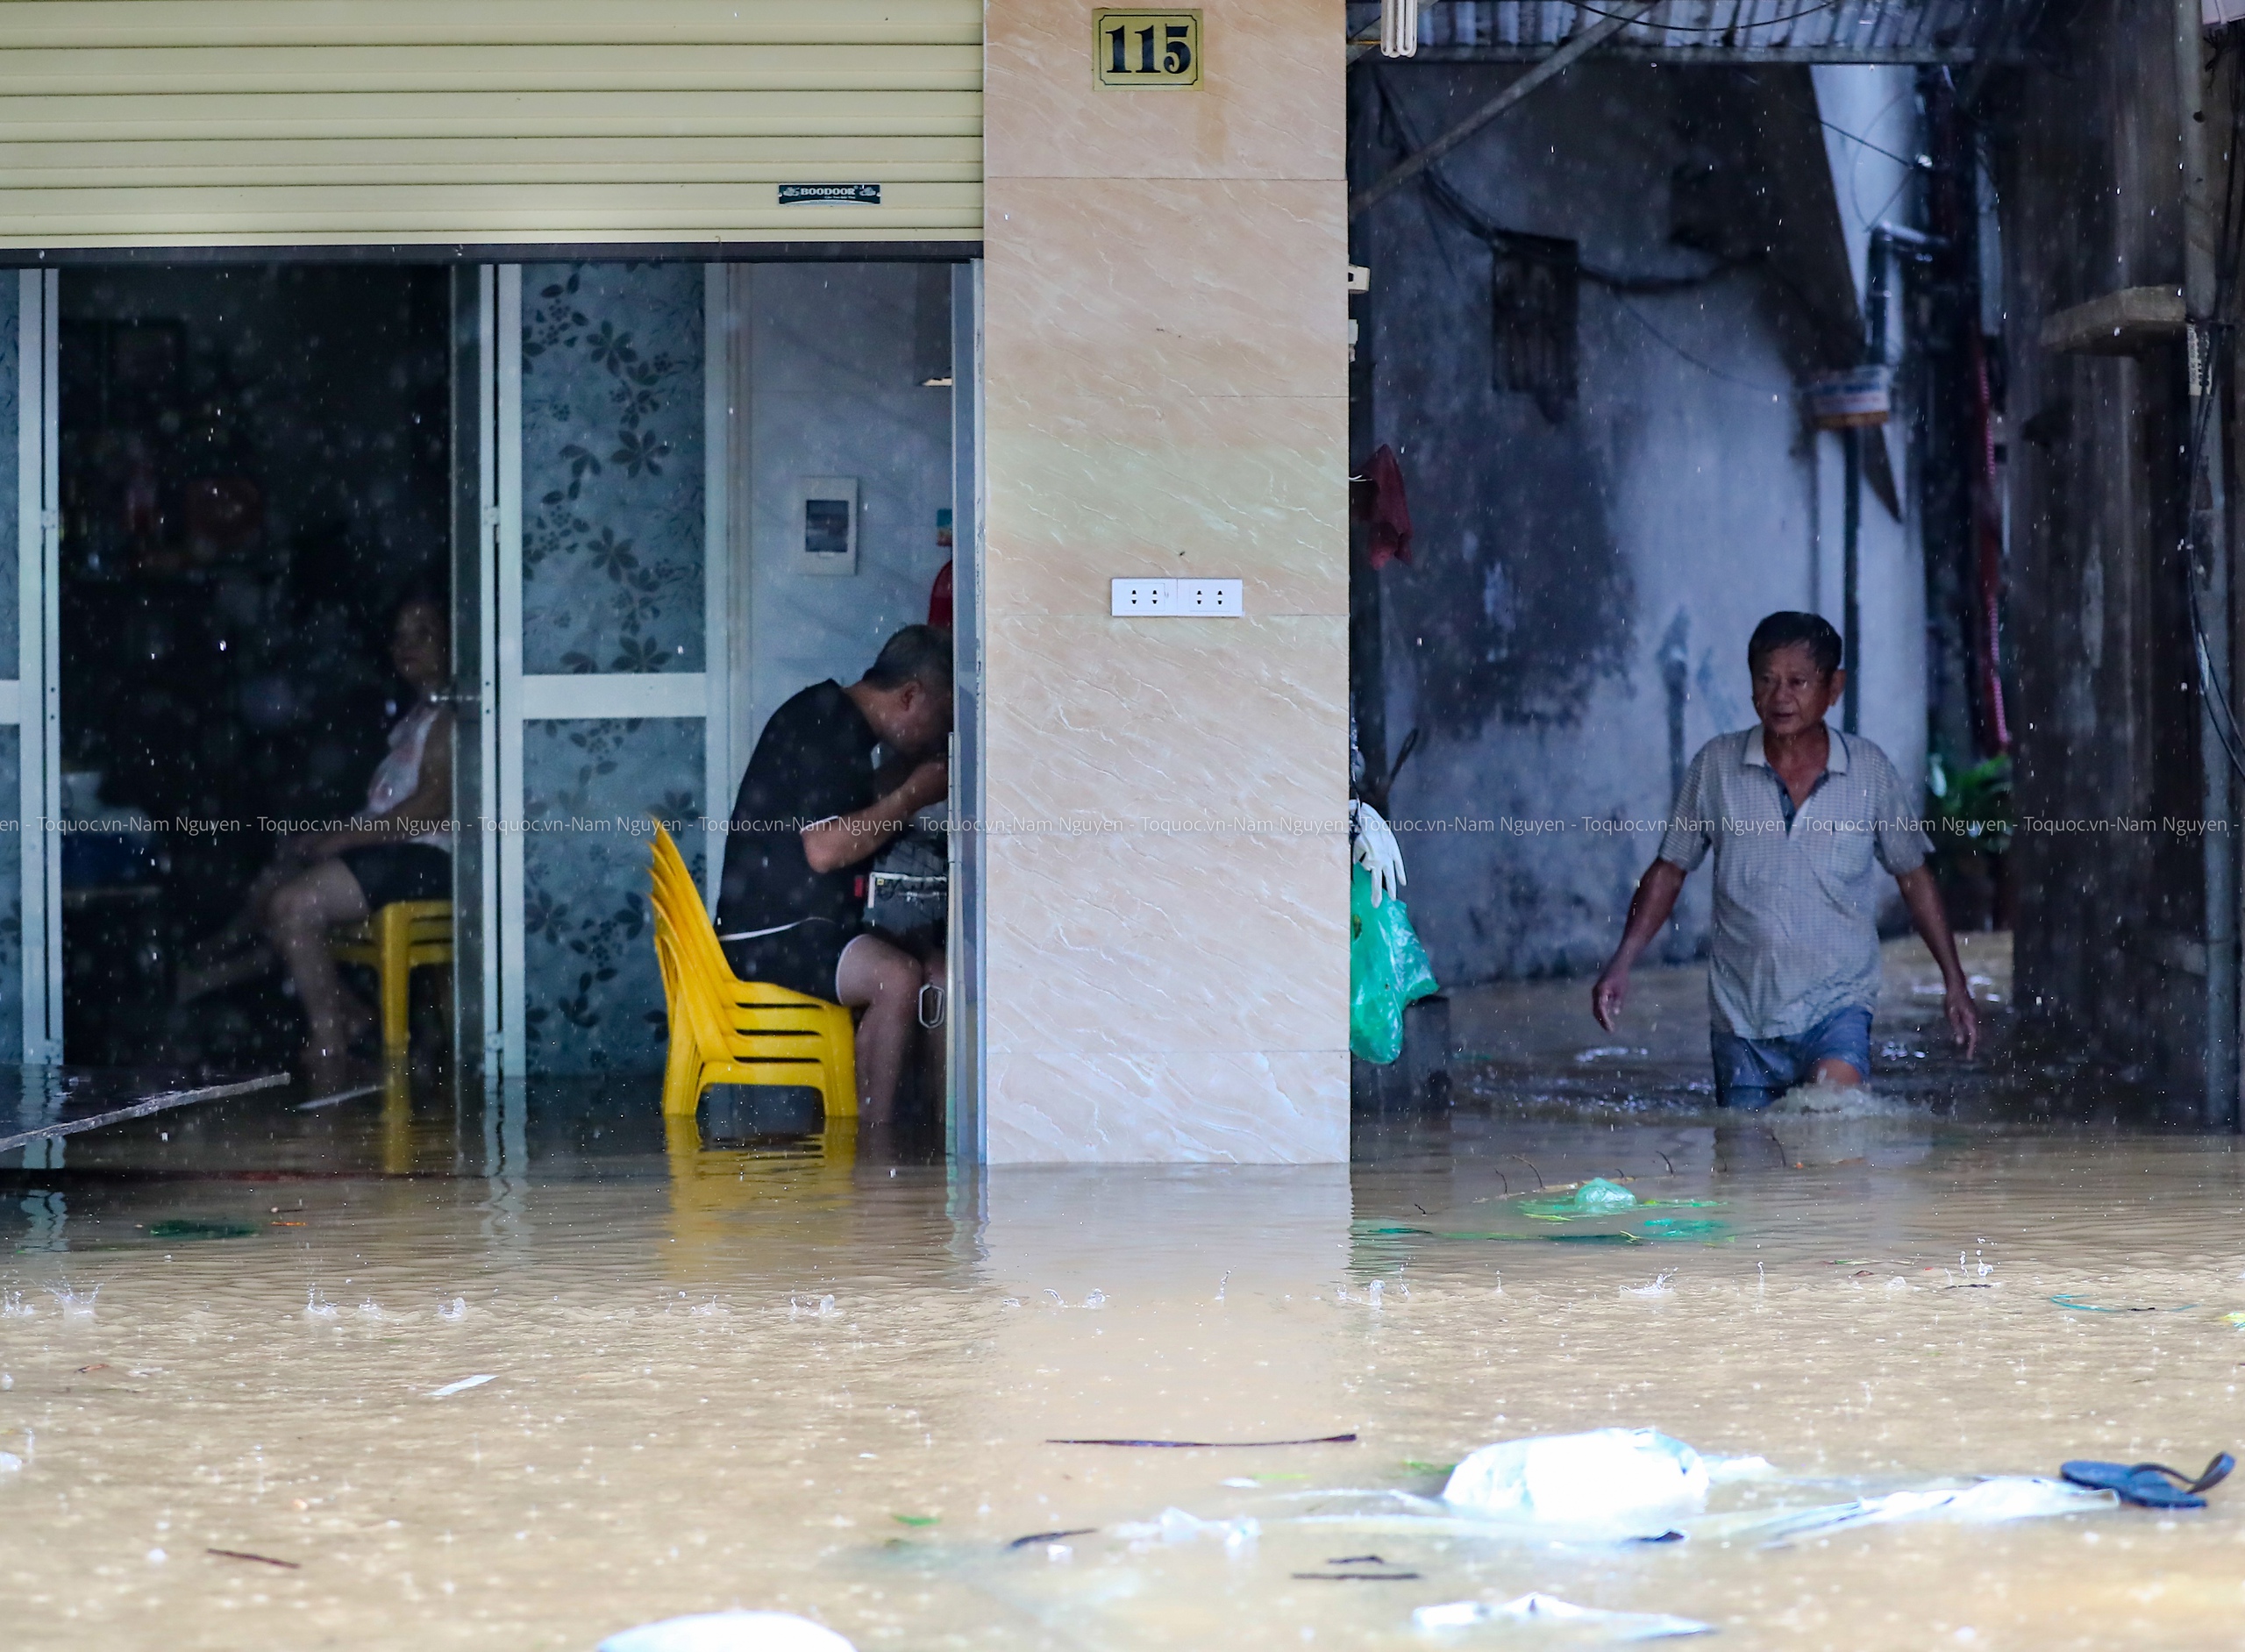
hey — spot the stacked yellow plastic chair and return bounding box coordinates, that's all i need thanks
[329,898,453,1053]
[647,822,858,1122]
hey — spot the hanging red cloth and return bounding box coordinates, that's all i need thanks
[1351,444,1414,568]
[927,559,954,630]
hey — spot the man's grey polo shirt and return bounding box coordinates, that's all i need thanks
[1656,726,1928,1040]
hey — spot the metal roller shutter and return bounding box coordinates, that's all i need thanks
[0,0,981,246]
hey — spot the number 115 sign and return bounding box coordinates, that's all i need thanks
[1094,10,1201,87]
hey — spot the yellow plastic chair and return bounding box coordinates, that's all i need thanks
[648,823,858,1122]
[330,899,453,1053]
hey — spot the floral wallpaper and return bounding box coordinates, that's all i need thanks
[0,277,18,683]
[517,263,708,1074]
[522,717,703,1073]
[520,263,704,675]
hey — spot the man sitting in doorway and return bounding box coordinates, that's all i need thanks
[175,583,453,1082]
[716,624,952,1125]
[1591,610,1978,1107]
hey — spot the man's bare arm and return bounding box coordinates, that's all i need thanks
[802,758,948,874]
[1591,859,1687,1031]
[1894,864,1979,1057]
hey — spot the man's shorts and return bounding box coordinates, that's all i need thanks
[1709,1005,1873,1110]
[722,917,860,1005]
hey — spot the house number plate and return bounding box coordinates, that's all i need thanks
[1095,11,1201,87]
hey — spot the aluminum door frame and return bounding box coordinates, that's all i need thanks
[17,270,55,1063]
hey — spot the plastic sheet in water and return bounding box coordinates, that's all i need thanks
[1735,1475,2117,1542]
[1413,1592,1714,1640]
[1113,1506,1261,1553]
[597,1610,856,1652]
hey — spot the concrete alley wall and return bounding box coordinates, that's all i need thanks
[980,0,1351,1162]
[1352,62,1927,990]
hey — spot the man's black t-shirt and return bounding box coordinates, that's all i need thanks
[715,680,879,940]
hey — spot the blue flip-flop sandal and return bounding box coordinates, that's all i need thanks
[2061,1451,2235,1509]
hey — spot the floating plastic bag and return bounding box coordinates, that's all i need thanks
[1562,1178,1637,1214]
[1443,1428,1709,1534]
[1414,1593,1713,1640]
[1351,864,1439,1065]
[598,1611,856,1652]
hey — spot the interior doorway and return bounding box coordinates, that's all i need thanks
[32,254,978,1155]
[56,265,453,1070]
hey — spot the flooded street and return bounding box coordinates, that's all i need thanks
[11,958,2245,1652]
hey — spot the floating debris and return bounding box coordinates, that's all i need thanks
[1115,1507,1258,1552]
[1414,1592,1712,1639]
[598,1610,856,1652]
[207,1548,299,1570]
[1047,1433,1357,1449]
[427,1374,496,1399]
[147,1220,259,1241]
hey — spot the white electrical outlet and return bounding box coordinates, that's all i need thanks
[1111,577,1177,616]
[1112,576,1244,617]
[1176,578,1244,616]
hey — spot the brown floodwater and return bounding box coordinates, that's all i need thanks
[8,1010,2245,1650]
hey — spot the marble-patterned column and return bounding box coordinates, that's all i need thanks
[980,0,1350,1162]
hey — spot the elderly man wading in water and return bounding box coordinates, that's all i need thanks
[1592,610,1978,1108]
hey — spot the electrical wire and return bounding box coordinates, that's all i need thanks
[1546,0,1843,30]
[1369,69,1747,295]
[2179,39,2245,785]
[1610,296,1798,395]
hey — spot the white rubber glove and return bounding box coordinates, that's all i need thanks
[1351,799,1405,907]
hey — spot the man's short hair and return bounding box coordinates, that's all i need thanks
[1747,610,1843,680]
[864,623,953,694]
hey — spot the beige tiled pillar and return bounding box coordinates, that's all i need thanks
[980,0,1351,1162]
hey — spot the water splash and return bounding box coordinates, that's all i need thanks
[1082,1290,1106,1309]
[0,1291,28,1318]
[304,1288,339,1320]
[47,1285,97,1318]
[1622,1272,1677,1299]
[438,1298,467,1321]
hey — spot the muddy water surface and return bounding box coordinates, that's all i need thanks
[5,1077,2245,1650]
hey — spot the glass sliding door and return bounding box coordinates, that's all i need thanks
[473,262,724,1079]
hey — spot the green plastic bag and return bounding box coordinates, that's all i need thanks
[1350,863,1439,1065]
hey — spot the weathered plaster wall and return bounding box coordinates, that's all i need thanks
[1353,62,1927,990]
[980,0,1352,1162]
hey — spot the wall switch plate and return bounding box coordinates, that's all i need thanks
[1176,578,1244,616]
[1111,576,1244,617]
[1111,577,1176,615]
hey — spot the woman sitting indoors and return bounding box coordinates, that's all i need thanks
[176,586,453,1079]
